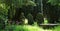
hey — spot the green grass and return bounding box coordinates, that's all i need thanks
[53,26,60,31]
[5,25,43,31]
[2,24,60,31]
[3,19,60,31]
[4,25,53,31]
[15,25,39,31]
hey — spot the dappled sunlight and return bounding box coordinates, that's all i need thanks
[13,25,53,31]
[44,18,48,24]
[44,29,53,31]
[24,18,28,24]
[23,25,43,31]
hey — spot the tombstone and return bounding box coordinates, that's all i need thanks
[18,12,25,25]
[36,13,44,25]
[26,13,34,25]
[40,24,59,29]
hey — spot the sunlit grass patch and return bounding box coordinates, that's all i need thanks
[6,25,51,31]
[44,29,53,31]
[5,25,60,31]
[14,25,43,31]
[53,26,60,31]
[44,18,48,24]
[14,25,55,31]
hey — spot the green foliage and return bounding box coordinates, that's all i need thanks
[0,3,8,30]
[0,0,36,7]
[14,0,36,7]
[25,1,36,6]
[48,0,60,6]
[0,3,8,21]
[5,25,15,31]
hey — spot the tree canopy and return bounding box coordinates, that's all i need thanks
[48,0,60,6]
[0,0,36,8]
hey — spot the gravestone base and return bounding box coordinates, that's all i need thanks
[39,24,59,29]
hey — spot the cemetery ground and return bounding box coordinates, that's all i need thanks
[1,20,60,31]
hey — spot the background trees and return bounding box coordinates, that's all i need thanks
[43,0,60,23]
[0,0,37,24]
[0,0,60,26]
